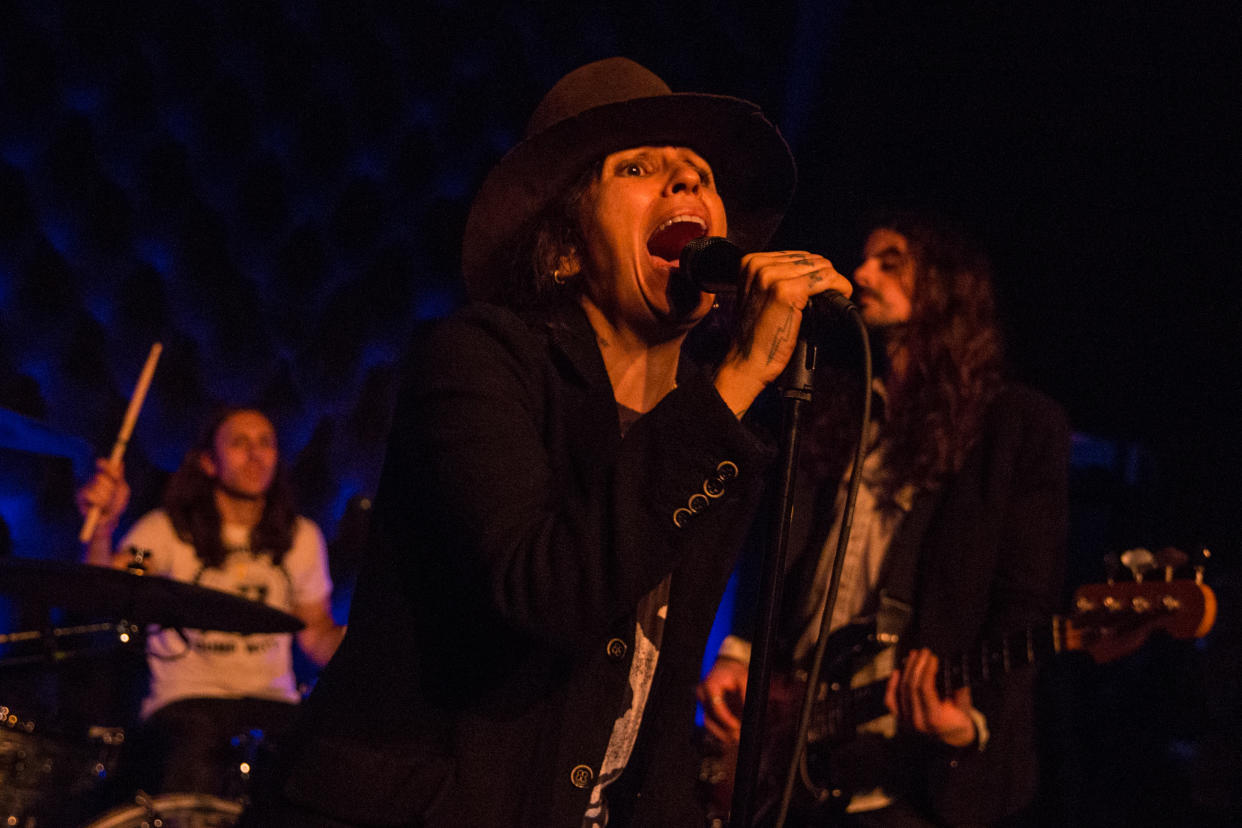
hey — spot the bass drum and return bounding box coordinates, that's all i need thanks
[83,792,242,828]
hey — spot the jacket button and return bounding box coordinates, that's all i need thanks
[688,493,709,513]
[570,764,595,788]
[606,638,628,661]
[716,460,738,480]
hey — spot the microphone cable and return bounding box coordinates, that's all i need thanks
[773,304,873,828]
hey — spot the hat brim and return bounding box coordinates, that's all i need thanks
[462,92,796,301]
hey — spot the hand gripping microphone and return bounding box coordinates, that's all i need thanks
[678,236,855,315]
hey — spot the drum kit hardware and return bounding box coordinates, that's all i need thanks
[1,557,303,827]
[3,391,305,825]
[0,558,305,640]
[80,791,243,828]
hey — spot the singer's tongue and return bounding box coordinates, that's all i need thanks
[647,220,706,267]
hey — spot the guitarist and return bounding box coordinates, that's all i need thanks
[699,211,1070,826]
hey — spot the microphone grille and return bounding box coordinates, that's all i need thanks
[680,236,741,293]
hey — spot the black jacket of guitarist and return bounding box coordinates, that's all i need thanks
[736,381,1070,825]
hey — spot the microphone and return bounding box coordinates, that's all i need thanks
[679,235,743,293]
[679,236,855,314]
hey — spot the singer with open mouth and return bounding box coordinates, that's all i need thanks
[242,57,851,828]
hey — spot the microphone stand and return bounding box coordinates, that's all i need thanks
[729,302,872,828]
[728,327,817,828]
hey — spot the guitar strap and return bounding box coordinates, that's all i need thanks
[873,592,913,644]
[794,489,940,815]
[865,485,943,646]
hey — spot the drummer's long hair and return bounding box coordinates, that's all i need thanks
[163,407,298,569]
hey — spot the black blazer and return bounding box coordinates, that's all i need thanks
[765,383,1070,825]
[894,384,1069,824]
[268,301,777,827]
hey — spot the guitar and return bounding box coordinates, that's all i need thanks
[699,577,1218,825]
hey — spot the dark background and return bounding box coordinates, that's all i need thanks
[1,1,1237,824]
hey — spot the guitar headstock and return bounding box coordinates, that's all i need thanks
[1066,578,1217,663]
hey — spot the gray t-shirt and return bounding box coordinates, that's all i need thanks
[119,510,331,718]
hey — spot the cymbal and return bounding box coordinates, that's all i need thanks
[0,558,304,634]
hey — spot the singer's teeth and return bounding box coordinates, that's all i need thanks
[647,216,708,261]
[653,215,707,234]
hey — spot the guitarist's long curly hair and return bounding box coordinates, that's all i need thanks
[162,406,298,570]
[806,211,1005,504]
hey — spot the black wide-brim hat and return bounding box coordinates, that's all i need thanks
[462,57,797,301]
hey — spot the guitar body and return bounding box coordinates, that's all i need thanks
[700,619,896,826]
[700,578,1217,827]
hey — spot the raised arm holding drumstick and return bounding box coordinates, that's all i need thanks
[74,399,345,797]
[78,342,160,563]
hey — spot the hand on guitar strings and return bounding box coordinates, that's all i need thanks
[886,648,979,748]
[697,656,749,744]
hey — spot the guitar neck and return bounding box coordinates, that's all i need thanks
[933,617,1065,697]
[820,618,1065,741]
[807,578,1213,766]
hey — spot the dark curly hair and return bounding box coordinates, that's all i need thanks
[490,159,602,311]
[162,407,298,569]
[806,211,1005,503]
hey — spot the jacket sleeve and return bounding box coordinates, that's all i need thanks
[924,386,1071,823]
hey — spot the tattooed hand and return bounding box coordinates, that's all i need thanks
[712,251,851,418]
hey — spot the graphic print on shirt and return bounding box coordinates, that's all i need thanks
[582,585,669,827]
[172,543,295,659]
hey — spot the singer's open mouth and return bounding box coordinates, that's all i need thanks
[647,215,707,269]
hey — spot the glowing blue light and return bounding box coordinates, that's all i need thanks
[328,482,362,530]
[487,126,516,154]
[407,99,435,126]
[17,357,54,392]
[41,220,74,256]
[1167,738,1199,763]
[1070,432,1118,469]
[0,266,12,307]
[63,85,104,114]
[359,343,397,370]
[415,287,458,321]
[1070,432,1153,486]
[160,105,194,145]
[350,152,384,179]
[137,239,174,275]
[696,570,737,727]
[85,293,115,327]
[0,139,37,170]
[435,170,469,201]
[259,124,293,156]
[0,493,44,562]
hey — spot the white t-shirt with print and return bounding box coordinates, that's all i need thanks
[118,510,332,719]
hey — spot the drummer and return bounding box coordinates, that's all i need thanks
[76,406,344,797]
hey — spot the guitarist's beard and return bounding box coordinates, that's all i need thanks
[866,325,900,380]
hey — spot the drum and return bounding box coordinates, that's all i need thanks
[83,792,242,828]
[1,704,125,826]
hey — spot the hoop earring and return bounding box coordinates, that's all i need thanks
[552,268,568,285]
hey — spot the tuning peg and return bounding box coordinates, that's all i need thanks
[1120,547,1156,582]
[1190,546,1211,585]
[1155,546,1187,581]
[1103,552,1122,584]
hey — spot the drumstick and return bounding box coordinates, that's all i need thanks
[79,342,163,543]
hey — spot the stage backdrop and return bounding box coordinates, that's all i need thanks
[1,3,1237,824]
